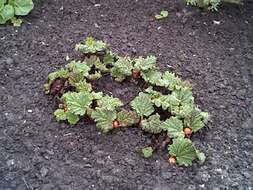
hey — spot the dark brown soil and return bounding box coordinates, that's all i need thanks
[0,0,253,189]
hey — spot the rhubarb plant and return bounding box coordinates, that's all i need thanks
[45,37,209,166]
[0,0,34,26]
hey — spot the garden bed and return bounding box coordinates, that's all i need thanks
[0,0,252,189]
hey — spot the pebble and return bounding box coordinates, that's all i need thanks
[40,167,49,177]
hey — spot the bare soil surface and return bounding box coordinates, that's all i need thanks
[0,0,252,189]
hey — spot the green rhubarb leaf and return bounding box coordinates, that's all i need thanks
[48,68,69,82]
[168,138,197,166]
[66,60,90,76]
[74,80,92,93]
[117,110,138,127]
[54,109,67,121]
[97,95,123,111]
[144,87,162,100]
[155,10,168,20]
[141,69,163,85]
[196,149,206,164]
[134,56,157,71]
[0,4,14,24]
[171,87,194,105]
[184,109,209,132]
[53,109,80,125]
[142,147,153,158]
[130,92,154,117]
[111,57,133,82]
[75,37,107,54]
[68,72,84,86]
[161,71,192,90]
[103,51,115,65]
[161,117,184,138]
[91,109,117,133]
[153,95,178,110]
[9,0,34,16]
[141,114,163,134]
[62,92,93,116]
[66,112,80,124]
[91,91,103,100]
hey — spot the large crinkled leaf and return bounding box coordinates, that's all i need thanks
[168,138,197,166]
[91,109,117,133]
[171,87,194,105]
[184,108,209,132]
[62,92,93,116]
[134,56,157,71]
[54,109,80,125]
[111,57,133,82]
[68,72,85,86]
[9,0,34,16]
[141,114,163,134]
[66,60,90,76]
[161,117,184,138]
[153,95,178,110]
[170,103,195,118]
[141,69,163,85]
[75,37,107,54]
[130,92,154,117]
[97,95,123,111]
[0,4,14,24]
[161,71,192,90]
[74,80,92,93]
[117,110,138,127]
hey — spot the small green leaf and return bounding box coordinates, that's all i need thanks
[91,108,117,133]
[161,117,184,138]
[0,4,14,24]
[97,95,123,111]
[75,37,107,54]
[62,92,93,116]
[168,138,197,166]
[155,10,168,20]
[142,147,153,158]
[161,10,168,17]
[131,92,154,117]
[54,109,67,121]
[196,149,206,164]
[9,0,34,16]
[66,112,80,124]
[141,114,163,134]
